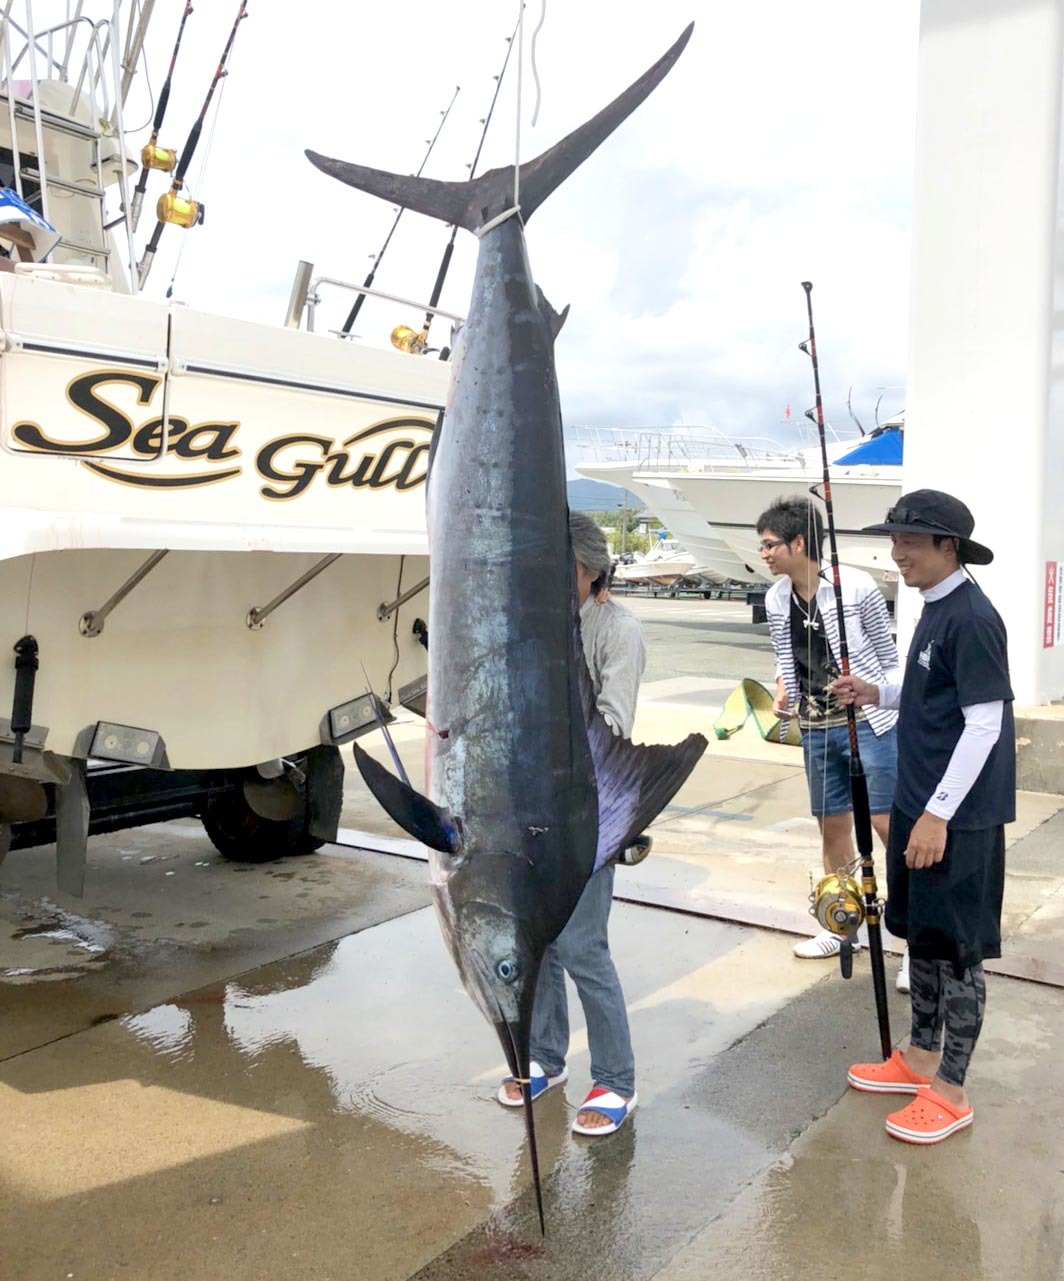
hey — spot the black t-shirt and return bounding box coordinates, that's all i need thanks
[789,592,846,727]
[896,580,1015,828]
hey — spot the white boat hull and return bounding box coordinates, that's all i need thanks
[669,470,902,597]
[575,461,759,585]
[0,274,448,771]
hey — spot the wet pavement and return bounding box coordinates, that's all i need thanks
[2,595,1063,1280]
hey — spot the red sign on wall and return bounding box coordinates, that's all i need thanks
[1046,561,1060,648]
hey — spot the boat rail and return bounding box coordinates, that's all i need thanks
[568,424,811,474]
[0,2,140,286]
[284,260,466,339]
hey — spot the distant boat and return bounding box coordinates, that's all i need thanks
[667,418,904,598]
[612,539,700,588]
[573,419,903,598]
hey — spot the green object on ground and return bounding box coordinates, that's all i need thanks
[714,679,803,747]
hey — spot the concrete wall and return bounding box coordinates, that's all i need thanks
[901,0,1064,705]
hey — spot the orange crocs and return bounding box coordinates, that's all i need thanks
[885,1086,974,1144]
[848,1048,933,1094]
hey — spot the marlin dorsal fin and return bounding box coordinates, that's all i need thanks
[536,287,569,341]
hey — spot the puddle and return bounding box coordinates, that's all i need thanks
[121,1003,195,1060]
[1,905,115,983]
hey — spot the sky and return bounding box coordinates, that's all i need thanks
[106,0,920,450]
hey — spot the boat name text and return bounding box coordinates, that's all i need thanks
[11,370,433,497]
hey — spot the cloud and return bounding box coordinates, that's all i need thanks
[120,1,918,445]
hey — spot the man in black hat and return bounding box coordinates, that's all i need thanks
[832,489,1014,1146]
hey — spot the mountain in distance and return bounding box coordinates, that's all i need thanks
[567,477,641,512]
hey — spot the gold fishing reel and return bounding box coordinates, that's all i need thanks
[390,324,429,355]
[809,870,865,937]
[809,868,865,979]
[140,140,177,173]
[157,187,203,229]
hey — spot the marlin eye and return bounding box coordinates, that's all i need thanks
[495,958,520,983]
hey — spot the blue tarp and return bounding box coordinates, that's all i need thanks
[835,426,903,466]
[0,187,59,259]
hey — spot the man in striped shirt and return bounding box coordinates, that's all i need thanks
[757,496,902,965]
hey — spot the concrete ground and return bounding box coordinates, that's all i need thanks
[2,594,1062,1280]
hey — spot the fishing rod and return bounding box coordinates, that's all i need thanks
[398,18,522,357]
[800,280,892,1060]
[339,84,461,338]
[130,0,194,232]
[137,0,249,289]
[846,385,866,437]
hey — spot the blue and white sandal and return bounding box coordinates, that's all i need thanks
[571,1086,639,1136]
[496,1060,568,1108]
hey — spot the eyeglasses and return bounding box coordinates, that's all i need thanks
[758,538,788,552]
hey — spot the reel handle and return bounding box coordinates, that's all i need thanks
[837,911,861,981]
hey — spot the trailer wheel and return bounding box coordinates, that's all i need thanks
[202,790,323,863]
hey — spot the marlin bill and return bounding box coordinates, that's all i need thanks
[306,21,703,1230]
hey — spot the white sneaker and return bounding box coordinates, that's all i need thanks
[793,929,862,959]
[896,947,911,994]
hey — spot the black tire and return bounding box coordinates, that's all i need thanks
[202,789,323,863]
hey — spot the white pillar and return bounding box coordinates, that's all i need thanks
[902,0,1064,704]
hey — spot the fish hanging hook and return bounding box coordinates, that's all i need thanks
[513,0,524,209]
[529,0,547,126]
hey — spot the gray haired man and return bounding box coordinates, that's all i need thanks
[498,512,644,1136]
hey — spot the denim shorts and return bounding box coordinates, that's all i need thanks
[802,720,898,817]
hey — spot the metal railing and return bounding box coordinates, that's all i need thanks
[284,260,466,339]
[567,424,835,476]
[0,2,138,289]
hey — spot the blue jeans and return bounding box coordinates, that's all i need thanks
[802,720,898,817]
[530,864,635,1096]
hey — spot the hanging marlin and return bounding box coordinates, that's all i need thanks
[306,22,702,1231]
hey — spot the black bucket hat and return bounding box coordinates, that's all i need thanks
[863,489,993,565]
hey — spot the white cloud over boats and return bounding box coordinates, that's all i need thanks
[125,0,917,444]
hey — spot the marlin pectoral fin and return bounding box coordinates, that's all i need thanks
[588,724,707,870]
[575,638,707,869]
[351,741,461,854]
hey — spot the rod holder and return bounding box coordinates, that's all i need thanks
[80,550,169,638]
[377,575,429,622]
[247,554,342,629]
[11,635,39,764]
[285,259,313,329]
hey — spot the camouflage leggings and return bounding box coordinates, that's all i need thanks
[909,957,986,1087]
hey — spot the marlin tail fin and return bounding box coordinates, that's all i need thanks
[306,23,693,233]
